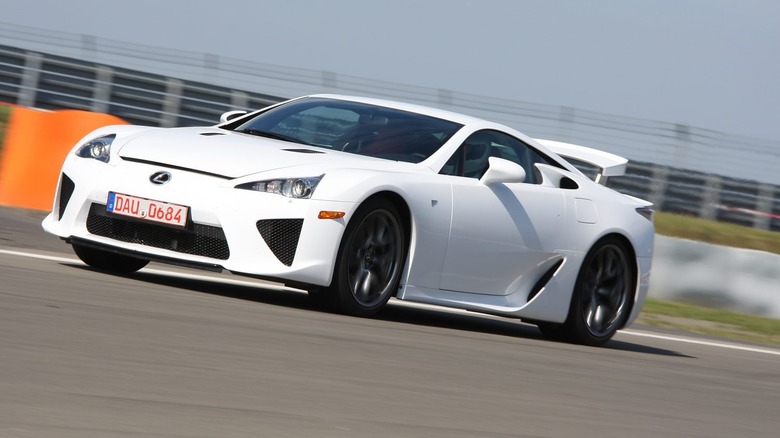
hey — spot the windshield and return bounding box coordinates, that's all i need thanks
[230,97,463,163]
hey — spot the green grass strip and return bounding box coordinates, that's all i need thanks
[654,211,780,256]
[0,104,10,158]
[638,298,780,346]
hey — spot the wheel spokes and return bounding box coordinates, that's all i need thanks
[352,267,379,299]
[581,244,630,338]
[585,295,602,332]
[346,209,401,308]
[372,215,390,244]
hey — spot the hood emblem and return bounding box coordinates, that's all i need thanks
[150,171,172,185]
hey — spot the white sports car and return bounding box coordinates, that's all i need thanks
[43,94,654,345]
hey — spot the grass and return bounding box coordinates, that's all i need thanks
[0,104,10,156]
[637,299,780,347]
[654,211,780,256]
[642,213,780,346]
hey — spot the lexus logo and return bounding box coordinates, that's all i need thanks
[150,171,172,185]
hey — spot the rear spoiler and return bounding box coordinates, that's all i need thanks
[534,139,627,185]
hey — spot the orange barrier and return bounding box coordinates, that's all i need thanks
[0,107,128,211]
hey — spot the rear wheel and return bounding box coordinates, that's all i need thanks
[538,236,634,346]
[327,198,406,317]
[72,243,149,274]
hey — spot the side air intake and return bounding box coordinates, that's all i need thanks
[527,259,564,303]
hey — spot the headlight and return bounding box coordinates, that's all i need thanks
[76,134,116,163]
[236,175,323,199]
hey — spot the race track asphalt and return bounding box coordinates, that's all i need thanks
[1,206,778,437]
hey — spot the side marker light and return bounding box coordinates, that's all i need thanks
[318,211,346,220]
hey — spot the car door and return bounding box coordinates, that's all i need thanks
[438,130,566,296]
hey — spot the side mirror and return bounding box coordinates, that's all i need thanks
[219,110,248,124]
[480,157,526,185]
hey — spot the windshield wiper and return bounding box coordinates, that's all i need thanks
[238,128,310,145]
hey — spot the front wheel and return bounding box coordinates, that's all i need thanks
[72,243,149,274]
[538,236,634,346]
[327,198,406,317]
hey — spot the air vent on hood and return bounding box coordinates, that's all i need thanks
[282,148,325,154]
[199,132,226,136]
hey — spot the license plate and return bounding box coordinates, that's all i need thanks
[107,192,188,228]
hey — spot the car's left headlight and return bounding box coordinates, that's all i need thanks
[236,175,323,199]
[75,134,116,163]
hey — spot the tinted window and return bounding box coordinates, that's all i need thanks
[232,97,463,163]
[440,130,555,183]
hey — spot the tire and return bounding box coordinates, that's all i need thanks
[538,236,634,346]
[72,243,149,274]
[327,198,406,317]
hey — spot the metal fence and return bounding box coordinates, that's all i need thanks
[1,39,779,232]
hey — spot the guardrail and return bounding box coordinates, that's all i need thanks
[1,42,779,231]
[0,44,280,127]
[606,162,779,231]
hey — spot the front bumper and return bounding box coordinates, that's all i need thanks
[42,156,356,287]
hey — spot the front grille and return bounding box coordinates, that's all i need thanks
[58,173,75,220]
[86,204,230,260]
[256,219,303,266]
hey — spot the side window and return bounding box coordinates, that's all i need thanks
[438,130,494,178]
[440,130,554,184]
[494,132,553,184]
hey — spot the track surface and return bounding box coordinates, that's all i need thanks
[2,207,779,437]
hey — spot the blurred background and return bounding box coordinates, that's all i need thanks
[1,0,779,231]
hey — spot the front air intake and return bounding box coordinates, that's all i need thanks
[86,204,230,260]
[256,219,303,266]
[58,173,75,220]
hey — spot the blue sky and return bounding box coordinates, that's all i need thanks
[3,0,780,141]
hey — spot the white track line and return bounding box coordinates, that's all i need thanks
[0,248,286,290]
[0,248,77,264]
[2,247,779,357]
[619,330,780,356]
[394,300,780,356]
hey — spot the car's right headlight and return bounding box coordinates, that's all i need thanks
[75,134,116,163]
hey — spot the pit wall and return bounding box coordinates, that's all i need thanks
[0,104,777,319]
[0,105,127,210]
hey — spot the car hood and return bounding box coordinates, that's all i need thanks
[117,127,406,178]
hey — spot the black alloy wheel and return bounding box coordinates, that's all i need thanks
[538,236,634,346]
[327,198,406,317]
